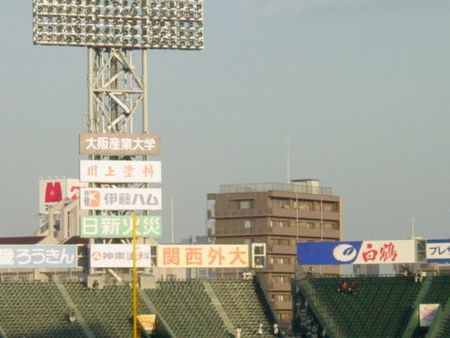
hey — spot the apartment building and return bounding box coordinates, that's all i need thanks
[207,179,342,325]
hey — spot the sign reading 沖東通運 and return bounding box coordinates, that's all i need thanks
[79,133,160,156]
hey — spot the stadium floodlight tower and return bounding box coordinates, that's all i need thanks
[33,0,204,133]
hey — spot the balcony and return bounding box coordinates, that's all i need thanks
[267,244,297,255]
[267,282,292,292]
[263,263,296,274]
[271,300,293,311]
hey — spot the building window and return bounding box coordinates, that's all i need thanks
[278,312,292,321]
[272,275,290,284]
[269,219,290,228]
[323,221,339,230]
[270,257,290,265]
[273,293,292,302]
[244,220,255,229]
[271,238,291,246]
[237,200,254,209]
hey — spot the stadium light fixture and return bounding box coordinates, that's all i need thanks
[32,0,204,50]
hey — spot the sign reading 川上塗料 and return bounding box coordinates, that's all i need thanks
[297,240,417,265]
[80,160,161,183]
[90,244,151,268]
[157,244,250,268]
[79,133,160,156]
[80,215,162,238]
[426,239,450,263]
[79,188,161,210]
[0,245,78,269]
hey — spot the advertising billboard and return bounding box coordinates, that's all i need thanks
[157,244,250,268]
[0,245,78,269]
[79,188,162,211]
[79,133,160,156]
[90,244,151,268]
[426,239,450,263]
[297,240,416,265]
[39,178,87,214]
[80,215,162,238]
[80,160,161,183]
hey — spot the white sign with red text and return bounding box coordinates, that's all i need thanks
[39,178,87,214]
[80,160,161,183]
[90,244,151,268]
[157,245,250,268]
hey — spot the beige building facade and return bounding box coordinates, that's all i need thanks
[207,180,342,325]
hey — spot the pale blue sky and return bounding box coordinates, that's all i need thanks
[0,1,449,242]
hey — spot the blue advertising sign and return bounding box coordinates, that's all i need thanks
[297,240,416,265]
[297,241,362,265]
[426,239,450,263]
[0,245,78,269]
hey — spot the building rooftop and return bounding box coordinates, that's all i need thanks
[219,182,333,195]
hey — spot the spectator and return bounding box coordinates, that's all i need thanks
[415,271,423,283]
[337,281,349,294]
[306,266,313,278]
[258,323,263,335]
[273,323,279,335]
[236,326,241,338]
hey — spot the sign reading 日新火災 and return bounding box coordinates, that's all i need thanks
[79,188,161,210]
[297,240,416,265]
[80,215,162,238]
[80,160,161,183]
[0,245,78,269]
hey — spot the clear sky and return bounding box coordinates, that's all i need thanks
[1,0,449,243]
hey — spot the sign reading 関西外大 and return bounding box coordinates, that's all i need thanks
[79,133,160,156]
[79,188,161,211]
[80,215,162,238]
[0,245,78,269]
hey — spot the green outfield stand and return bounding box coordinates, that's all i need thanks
[209,279,275,337]
[306,276,421,338]
[0,282,85,338]
[144,280,230,338]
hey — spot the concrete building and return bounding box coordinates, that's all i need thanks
[207,179,342,325]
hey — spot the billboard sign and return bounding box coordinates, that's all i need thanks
[80,215,162,238]
[157,245,250,268]
[79,188,161,211]
[39,178,87,214]
[297,240,416,265]
[419,304,440,327]
[80,160,161,183]
[90,244,151,268]
[79,133,160,156]
[426,239,450,263]
[0,245,78,269]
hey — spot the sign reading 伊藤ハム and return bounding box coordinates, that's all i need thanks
[79,188,161,211]
[80,215,161,238]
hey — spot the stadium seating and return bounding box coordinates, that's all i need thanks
[303,276,422,338]
[0,282,85,338]
[209,279,275,337]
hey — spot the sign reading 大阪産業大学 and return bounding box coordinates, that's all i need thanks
[79,133,160,156]
[80,215,161,238]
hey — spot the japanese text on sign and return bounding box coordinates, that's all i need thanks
[79,188,162,211]
[0,245,78,269]
[90,244,151,268]
[426,240,450,263]
[157,245,249,268]
[80,160,161,183]
[79,133,160,156]
[80,216,162,238]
